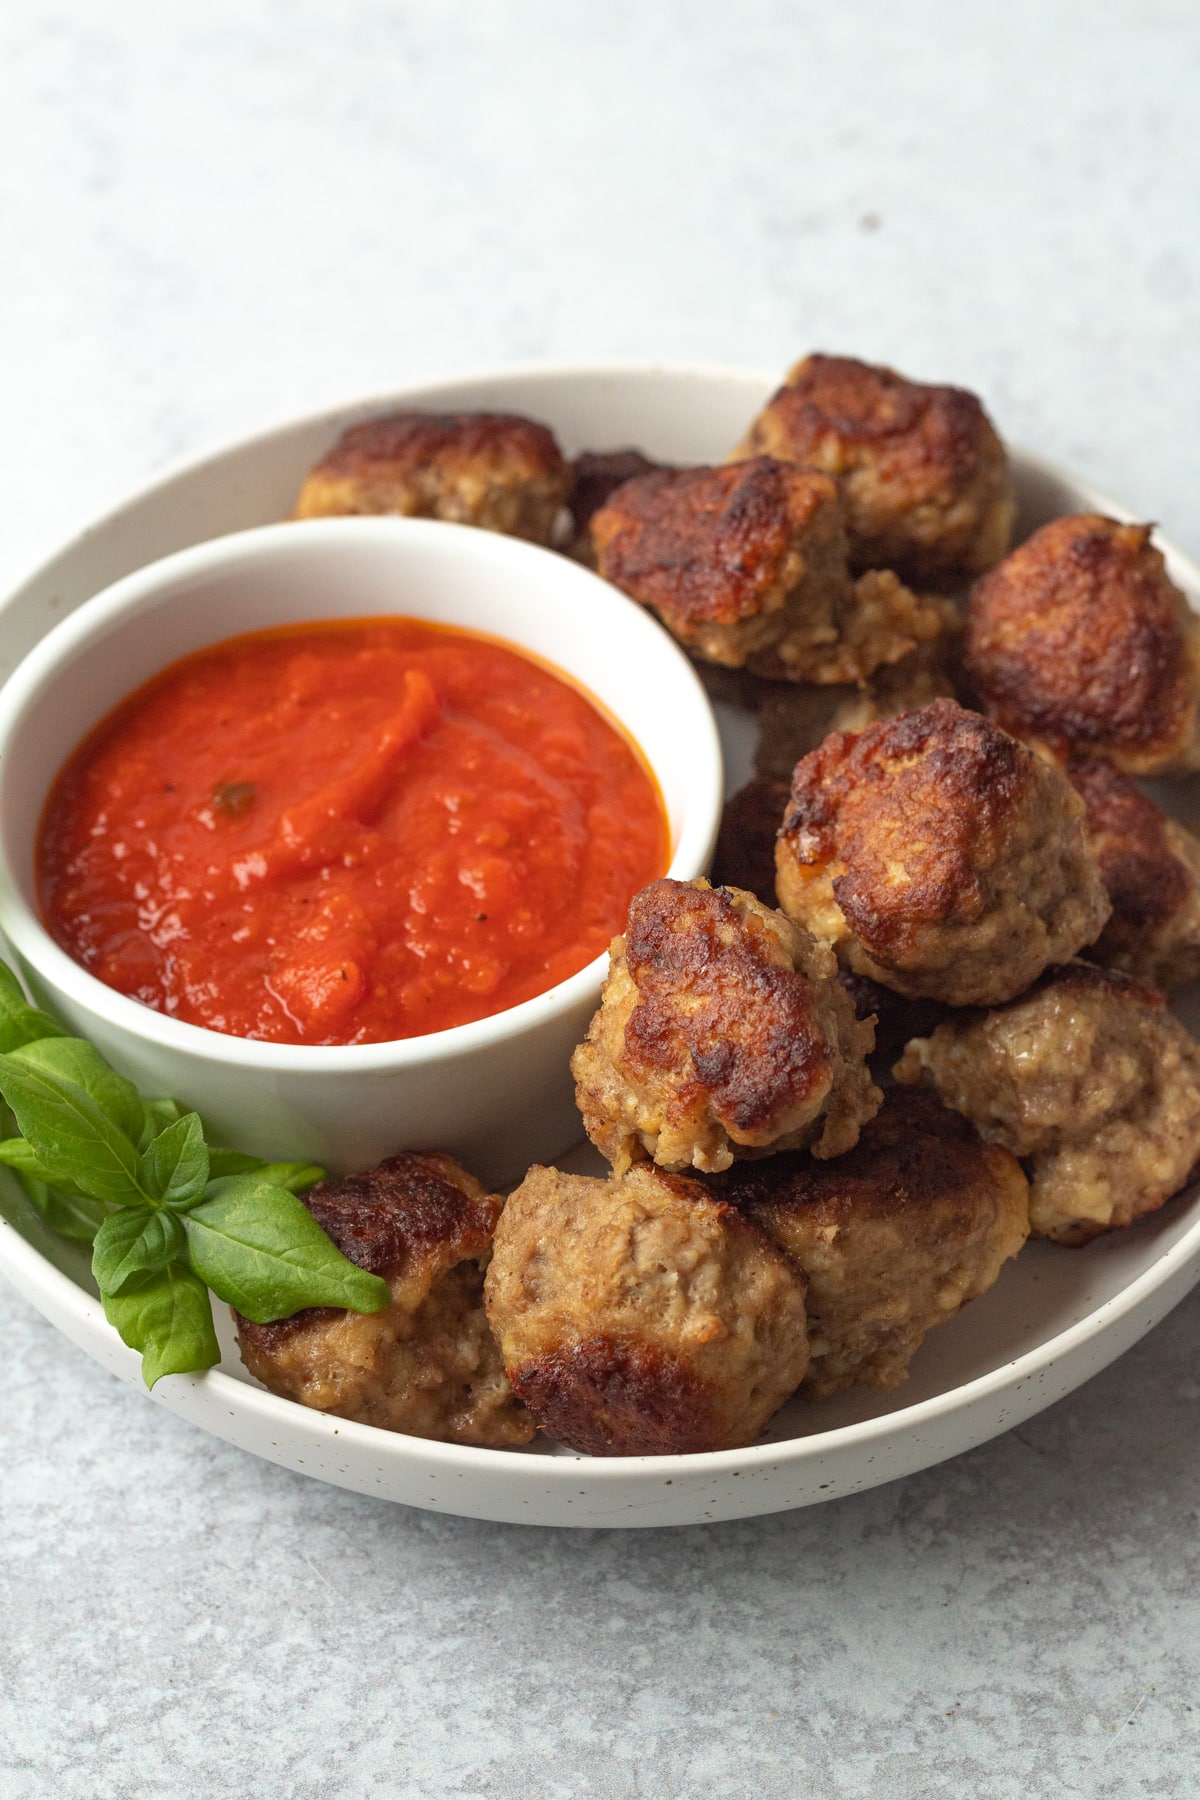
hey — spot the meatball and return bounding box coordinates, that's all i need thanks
[709,778,791,905]
[483,1161,810,1455]
[235,1152,534,1446]
[753,598,963,782]
[566,448,674,563]
[895,963,1200,1244]
[291,409,571,545]
[964,515,1200,774]
[591,457,940,682]
[1069,758,1200,989]
[731,353,1015,590]
[775,699,1111,1006]
[572,877,880,1175]
[710,1089,1029,1399]
[707,784,967,1067]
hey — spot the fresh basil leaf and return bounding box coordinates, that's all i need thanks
[10,1037,145,1143]
[205,1147,271,1178]
[0,962,64,1040]
[93,1207,186,1293]
[100,1263,220,1389]
[204,1152,324,1192]
[0,959,67,1046]
[137,1094,186,1151]
[0,1053,144,1206]
[17,1173,115,1243]
[0,1134,114,1215]
[0,1006,68,1053]
[255,1161,325,1194]
[0,1136,57,1181]
[182,1175,391,1322]
[138,1112,209,1210]
[0,962,27,1012]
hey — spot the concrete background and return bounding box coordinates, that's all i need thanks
[2,4,1198,1794]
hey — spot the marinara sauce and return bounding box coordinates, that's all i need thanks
[37,617,670,1045]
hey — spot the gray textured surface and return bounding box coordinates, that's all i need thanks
[3,3,1200,1794]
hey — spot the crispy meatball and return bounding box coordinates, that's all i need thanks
[895,963,1200,1244]
[710,778,791,904]
[566,448,674,563]
[775,700,1110,1006]
[235,1153,533,1446]
[709,1089,1029,1399]
[707,784,966,1069]
[572,877,880,1175]
[964,515,1200,774]
[731,353,1015,590]
[591,457,941,682]
[1069,759,1200,989]
[291,409,571,545]
[483,1162,810,1455]
[753,599,963,782]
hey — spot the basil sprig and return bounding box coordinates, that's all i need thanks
[0,961,391,1386]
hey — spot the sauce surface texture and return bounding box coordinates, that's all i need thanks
[38,617,670,1044]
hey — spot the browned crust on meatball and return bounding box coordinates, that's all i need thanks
[895,962,1200,1244]
[713,1088,1012,1218]
[775,699,1110,1006]
[964,515,1200,773]
[708,1088,1029,1397]
[591,457,850,663]
[592,457,944,681]
[567,450,675,561]
[291,409,570,545]
[235,1153,533,1446]
[710,779,791,905]
[510,1335,723,1458]
[1073,760,1188,932]
[732,354,1015,589]
[484,1162,810,1455]
[571,878,880,1173]
[1067,759,1200,988]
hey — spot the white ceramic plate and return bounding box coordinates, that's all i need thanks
[3,362,1200,1530]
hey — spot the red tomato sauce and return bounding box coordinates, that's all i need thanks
[37,617,670,1045]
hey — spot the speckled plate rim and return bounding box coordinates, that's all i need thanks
[2,359,1199,1528]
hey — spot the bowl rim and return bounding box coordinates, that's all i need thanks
[0,511,723,1072]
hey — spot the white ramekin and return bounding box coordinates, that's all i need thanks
[0,515,723,1184]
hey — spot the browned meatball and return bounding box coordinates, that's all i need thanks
[591,458,940,682]
[708,786,967,1064]
[572,877,880,1175]
[964,515,1200,774]
[291,409,571,545]
[484,1162,810,1455]
[1069,759,1200,989]
[731,353,1015,590]
[895,963,1200,1244]
[565,448,675,563]
[709,1089,1029,1399]
[775,700,1110,1006]
[709,778,791,904]
[235,1153,533,1446]
[753,598,964,782]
